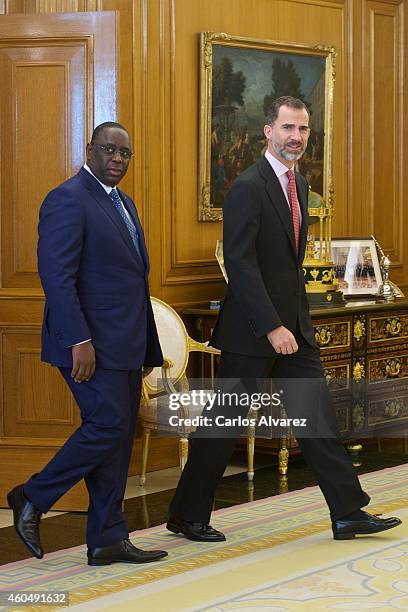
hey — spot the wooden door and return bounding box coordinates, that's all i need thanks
[0,11,117,510]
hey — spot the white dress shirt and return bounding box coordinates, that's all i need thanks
[83,163,132,224]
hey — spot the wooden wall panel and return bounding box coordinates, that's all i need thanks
[14,64,68,279]
[145,0,350,307]
[0,0,102,12]
[142,0,408,302]
[6,1,404,299]
[362,0,405,282]
[0,14,117,291]
[0,44,86,287]
[98,0,139,224]
[2,330,77,437]
[0,446,89,511]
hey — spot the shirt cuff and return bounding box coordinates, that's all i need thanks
[70,339,92,347]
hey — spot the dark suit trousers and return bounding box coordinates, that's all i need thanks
[169,339,370,523]
[24,367,141,548]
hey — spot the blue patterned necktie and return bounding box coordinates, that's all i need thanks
[109,188,143,261]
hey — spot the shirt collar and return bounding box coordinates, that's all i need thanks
[264,150,294,178]
[83,163,114,194]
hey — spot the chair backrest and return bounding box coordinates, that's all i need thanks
[144,297,189,395]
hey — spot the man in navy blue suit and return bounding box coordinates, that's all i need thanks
[7,122,167,566]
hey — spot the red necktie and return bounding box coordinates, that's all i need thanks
[287,169,300,253]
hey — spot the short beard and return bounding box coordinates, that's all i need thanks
[273,142,305,162]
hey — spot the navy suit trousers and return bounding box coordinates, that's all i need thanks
[24,367,142,548]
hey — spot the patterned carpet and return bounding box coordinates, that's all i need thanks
[0,464,407,611]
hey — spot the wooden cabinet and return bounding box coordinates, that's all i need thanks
[183,299,408,464]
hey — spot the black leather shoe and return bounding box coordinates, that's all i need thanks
[332,512,402,540]
[166,516,226,542]
[87,539,168,566]
[7,485,43,559]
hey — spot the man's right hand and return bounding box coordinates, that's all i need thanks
[71,341,96,382]
[267,326,298,354]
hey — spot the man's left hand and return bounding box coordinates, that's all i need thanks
[71,340,96,382]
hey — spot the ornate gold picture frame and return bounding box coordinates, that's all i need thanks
[198,32,336,221]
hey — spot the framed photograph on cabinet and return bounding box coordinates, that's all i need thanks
[198,32,336,221]
[330,238,382,296]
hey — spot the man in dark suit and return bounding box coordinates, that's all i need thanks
[167,97,401,542]
[7,122,167,565]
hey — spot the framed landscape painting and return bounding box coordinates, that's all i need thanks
[198,32,336,221]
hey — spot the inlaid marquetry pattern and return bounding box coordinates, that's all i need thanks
[368,342,408,357]
[367,394,408,427]
[323,364,350,390]
[321,351,352,364]
[313,321,350,350]
[353,358,365,381]
[353,315,366,350]
[369,315,408,344]
[369,354,408,382]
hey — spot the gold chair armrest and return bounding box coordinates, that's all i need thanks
[161,357,178,396]
[187,338,220,385]
[187,337,221,355]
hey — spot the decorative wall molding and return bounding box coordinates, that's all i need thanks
[363,0,404,267]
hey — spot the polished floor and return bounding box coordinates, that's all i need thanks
[1,440,407,565]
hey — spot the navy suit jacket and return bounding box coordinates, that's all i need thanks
[38,167,163,370]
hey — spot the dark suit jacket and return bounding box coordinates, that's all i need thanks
[38,167,163,370]
[211,156,317,357]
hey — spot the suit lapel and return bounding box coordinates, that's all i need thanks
[79,169,145,270]
[257,157,297,255]
[117,188,149,271]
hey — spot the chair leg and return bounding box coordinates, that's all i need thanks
[247,426,255,481]
[141,493,150,528]
[139,428,151,486]
[179,437,189,471]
